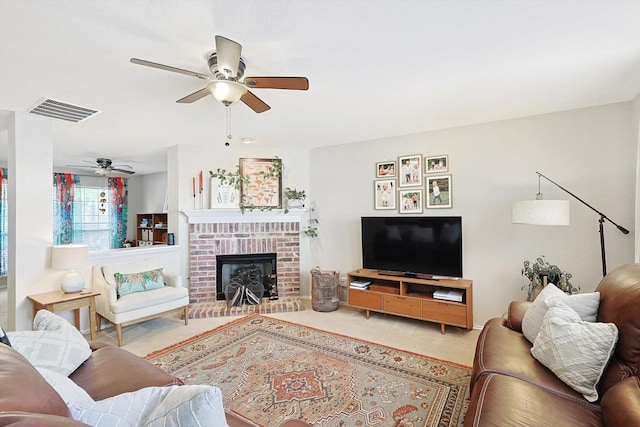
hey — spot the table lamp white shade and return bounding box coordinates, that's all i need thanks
[512,200,570,226]
[51,244,89,293]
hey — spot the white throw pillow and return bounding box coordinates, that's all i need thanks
[521,284,600,343]
[7,309,92,376]
[37,367,95,405]
[530,300,618,402]
[68,385,229,427]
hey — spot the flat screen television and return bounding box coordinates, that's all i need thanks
[361,216,463,278]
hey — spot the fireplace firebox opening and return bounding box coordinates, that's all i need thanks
[216,253,278,303]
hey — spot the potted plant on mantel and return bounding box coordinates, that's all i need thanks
[521,255,580,301]
[284,187,307,211]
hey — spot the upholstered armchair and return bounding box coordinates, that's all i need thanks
[92,258,189,346]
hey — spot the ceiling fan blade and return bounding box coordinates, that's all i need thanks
[241,90,271,113]
[177,88,211,103]
[244,77,309,90]
[215,35,242,78]
[130,58,210,80]
[111,168,136,175]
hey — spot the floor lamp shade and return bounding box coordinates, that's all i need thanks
[51,244,89,293]
[512,200,570,226]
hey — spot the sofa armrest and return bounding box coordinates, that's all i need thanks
[70,343,183,401]
[506,301,532,332]
[163,272,182,288]
[91,265,117,317]
[601,376,640,427]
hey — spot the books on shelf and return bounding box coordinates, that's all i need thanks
[350,280,371,289]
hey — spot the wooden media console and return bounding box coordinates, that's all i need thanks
[347,269,473,334]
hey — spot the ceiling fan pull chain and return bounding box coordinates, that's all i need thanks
[225,106,232,146]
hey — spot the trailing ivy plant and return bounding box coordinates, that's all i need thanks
[303,217,319,237]
[209,166,248,189]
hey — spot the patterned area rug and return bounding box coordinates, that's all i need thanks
[145,314,471,427]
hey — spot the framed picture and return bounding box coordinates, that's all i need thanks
[425,155,449,173]
[398,154,423,187]
[426,174,452,209]
[374,179,396,210]
[239,158,282,209]
[376,161,396,178]
[210,178,240,209]
[399,189,423,214]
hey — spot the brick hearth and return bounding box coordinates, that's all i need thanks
[187,216,304,318]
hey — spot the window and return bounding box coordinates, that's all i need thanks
[53,174,128,251]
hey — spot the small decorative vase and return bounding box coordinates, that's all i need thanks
[287,199,304,209]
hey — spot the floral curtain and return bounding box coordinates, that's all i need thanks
[0,168,8,275]
[109,177,128,248]
[53,173,79,245]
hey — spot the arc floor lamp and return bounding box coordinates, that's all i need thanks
[512,172,629,277]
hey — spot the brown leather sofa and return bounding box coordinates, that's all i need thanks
[464,263,640,427]
[0,340,310,427]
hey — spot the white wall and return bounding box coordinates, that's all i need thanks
[138,172,167,213]
[310,102,637,328]
[7,112,53,330]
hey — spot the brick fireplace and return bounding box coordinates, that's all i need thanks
[186,211,304,318]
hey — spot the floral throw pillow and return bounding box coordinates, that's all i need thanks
[114,267,165,298]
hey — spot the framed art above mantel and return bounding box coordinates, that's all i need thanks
[239,158,282,209]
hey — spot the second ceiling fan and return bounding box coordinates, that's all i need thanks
[131,35,309,113]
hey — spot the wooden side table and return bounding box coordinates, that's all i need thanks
[27,289,100,340]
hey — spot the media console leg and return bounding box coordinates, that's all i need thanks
[366,310,370,320]
[440,324,445,335]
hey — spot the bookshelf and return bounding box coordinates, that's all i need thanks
[136,213,168,246]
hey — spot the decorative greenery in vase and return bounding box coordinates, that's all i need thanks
[284,187,307,212]
[521,256,579,301]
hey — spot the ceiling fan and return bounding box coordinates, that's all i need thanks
[130,35,309,113]
[67,158,135,176]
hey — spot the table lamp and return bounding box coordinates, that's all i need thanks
[51,244,89,293]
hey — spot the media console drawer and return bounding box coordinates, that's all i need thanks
[349,289,382,310]
[422,300,467,325]
[384,295,421,316]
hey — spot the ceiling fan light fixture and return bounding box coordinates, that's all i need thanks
[207,80,247,106]
[94,167,110,176]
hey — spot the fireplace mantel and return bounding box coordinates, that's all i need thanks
[181,209,307,224]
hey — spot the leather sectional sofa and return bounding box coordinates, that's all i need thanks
[464,263,640,426]
[0,340,310,427]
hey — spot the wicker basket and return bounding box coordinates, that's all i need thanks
[310,267,339,312]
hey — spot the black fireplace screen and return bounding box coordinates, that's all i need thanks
[216,253,278,304]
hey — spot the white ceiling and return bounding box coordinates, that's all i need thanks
[1,0,639,175]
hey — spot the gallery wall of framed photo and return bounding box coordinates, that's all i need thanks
[374,154,452,213]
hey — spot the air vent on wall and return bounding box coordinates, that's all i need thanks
[27,98,101,123]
